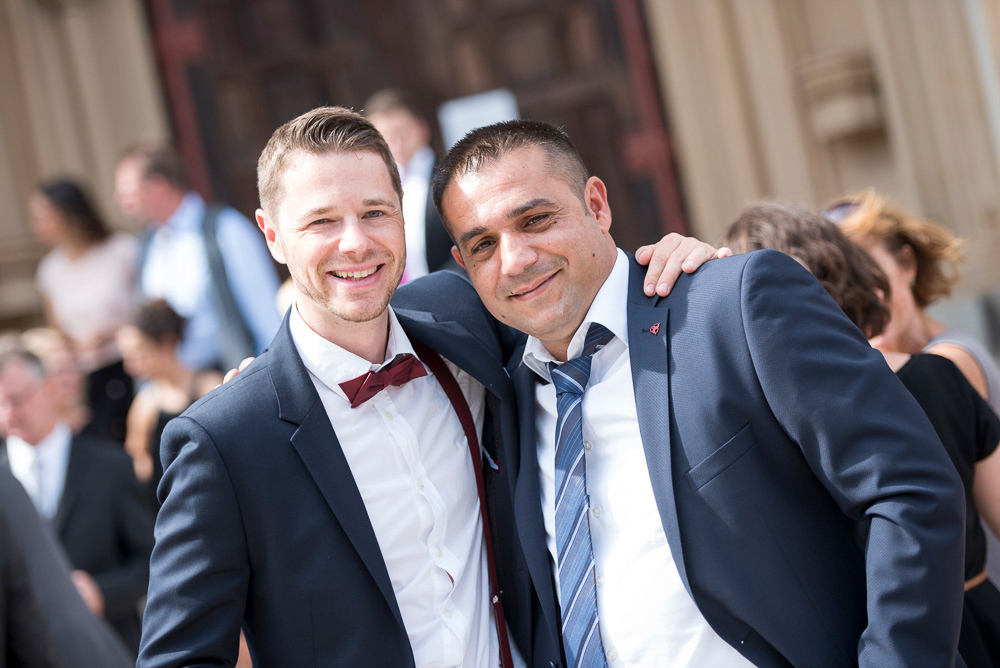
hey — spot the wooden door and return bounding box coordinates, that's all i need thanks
[145,0,687,250]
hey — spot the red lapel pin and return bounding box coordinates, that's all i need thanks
[649,322,661,335]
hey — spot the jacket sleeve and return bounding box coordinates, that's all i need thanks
[92,453,155,621]
[0,514,64,668]
[137,416,249,668]
[740,250,966,667]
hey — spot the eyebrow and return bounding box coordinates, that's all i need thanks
[458,198,557,248]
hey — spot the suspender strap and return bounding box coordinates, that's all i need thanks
[410,338,514,668]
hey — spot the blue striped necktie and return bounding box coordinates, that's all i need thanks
[548,322,615,667]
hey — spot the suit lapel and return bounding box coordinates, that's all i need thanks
[267,314,407,634]
[395,308,513,405]
[508,352,562,651]
[626,259,690,593]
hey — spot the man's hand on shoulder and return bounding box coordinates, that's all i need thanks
[221,357,256,386]
[635,233,732,296]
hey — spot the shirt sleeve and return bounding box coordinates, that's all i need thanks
[213,208,282,353]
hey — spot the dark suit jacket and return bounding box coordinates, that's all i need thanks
[492,251,965,667]
[0,436,155,653]
[138,280,518,668]
[0,466,134,668]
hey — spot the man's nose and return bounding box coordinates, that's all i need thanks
[498,233,537,277]
[339,218,376,255]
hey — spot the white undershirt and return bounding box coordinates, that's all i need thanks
[523,250,754,667]
[6,421,72,520]
[400,145,435,281]
[289,305,499,668]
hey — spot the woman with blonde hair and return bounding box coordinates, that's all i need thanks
[825,190,996,406]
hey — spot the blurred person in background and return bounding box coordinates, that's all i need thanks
[364,88,458,281]
[0,464,134,667]
[113,143,281,372]
[117,299,221,500]
[0,348,154,655]
[29,179,136,443]
[20,328,89,435]
[725,202,1000,666]
[828,189,1000,581]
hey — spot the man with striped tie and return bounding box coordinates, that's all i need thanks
[432,120,967,667]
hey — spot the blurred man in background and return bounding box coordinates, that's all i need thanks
[364,89,457,281]
[114,143,281,371]
[0,349,153,655]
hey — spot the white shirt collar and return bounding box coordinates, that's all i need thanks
[523,248,630,381]
[289,304,418,403]
[6,421,72,465]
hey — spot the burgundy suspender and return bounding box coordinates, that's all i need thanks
[411,339,514,668]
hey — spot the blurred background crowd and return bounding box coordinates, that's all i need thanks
[5,0,1000,666]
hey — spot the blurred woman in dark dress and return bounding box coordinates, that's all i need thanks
[116,300,220,501]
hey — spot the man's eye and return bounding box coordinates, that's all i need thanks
[309,218,331,227]
[364,210,385,218]
[526,213,550,226]
[471,239,494,255]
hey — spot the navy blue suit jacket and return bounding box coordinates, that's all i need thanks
[449,250,966,667]
[138,279,518,668]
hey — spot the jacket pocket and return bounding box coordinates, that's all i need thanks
[685,423,757,491]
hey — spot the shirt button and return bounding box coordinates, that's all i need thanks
[434,546,442,557]
[443,609,453,619]
[384,411,393,421]
[416,479,425,490]
[583,440,593,451]
[606,648,618,661]
[592,505,603,518]
[596,574,605,587]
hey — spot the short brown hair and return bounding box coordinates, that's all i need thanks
[831,190,962,308]
[118,142,188,190]
[724,201,892,338]
[432,119,590,231]
[256,106,401,216]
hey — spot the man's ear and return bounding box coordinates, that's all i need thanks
[584,176,612,234]
[256,209,286,265]
[450,245,466,269]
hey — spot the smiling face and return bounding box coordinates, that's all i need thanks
[256,149,405,339]
[443,145,617,359]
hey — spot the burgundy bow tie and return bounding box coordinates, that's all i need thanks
[339,353,428,408]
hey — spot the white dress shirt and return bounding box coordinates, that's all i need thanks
[289,305,500,668]
[400,145,435,281]
[6,421,72,520]
[523,250,754,667]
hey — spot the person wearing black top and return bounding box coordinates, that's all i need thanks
[725,202,1000,666]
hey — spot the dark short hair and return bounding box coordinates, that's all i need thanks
[129,299,187,345]
[724,202,892,338]
[118,142,189,190]
[431,119,590,234]
[36,179,111,245]
[257,106,401,216]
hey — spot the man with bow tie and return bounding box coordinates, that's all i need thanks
[137,106,710,668]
